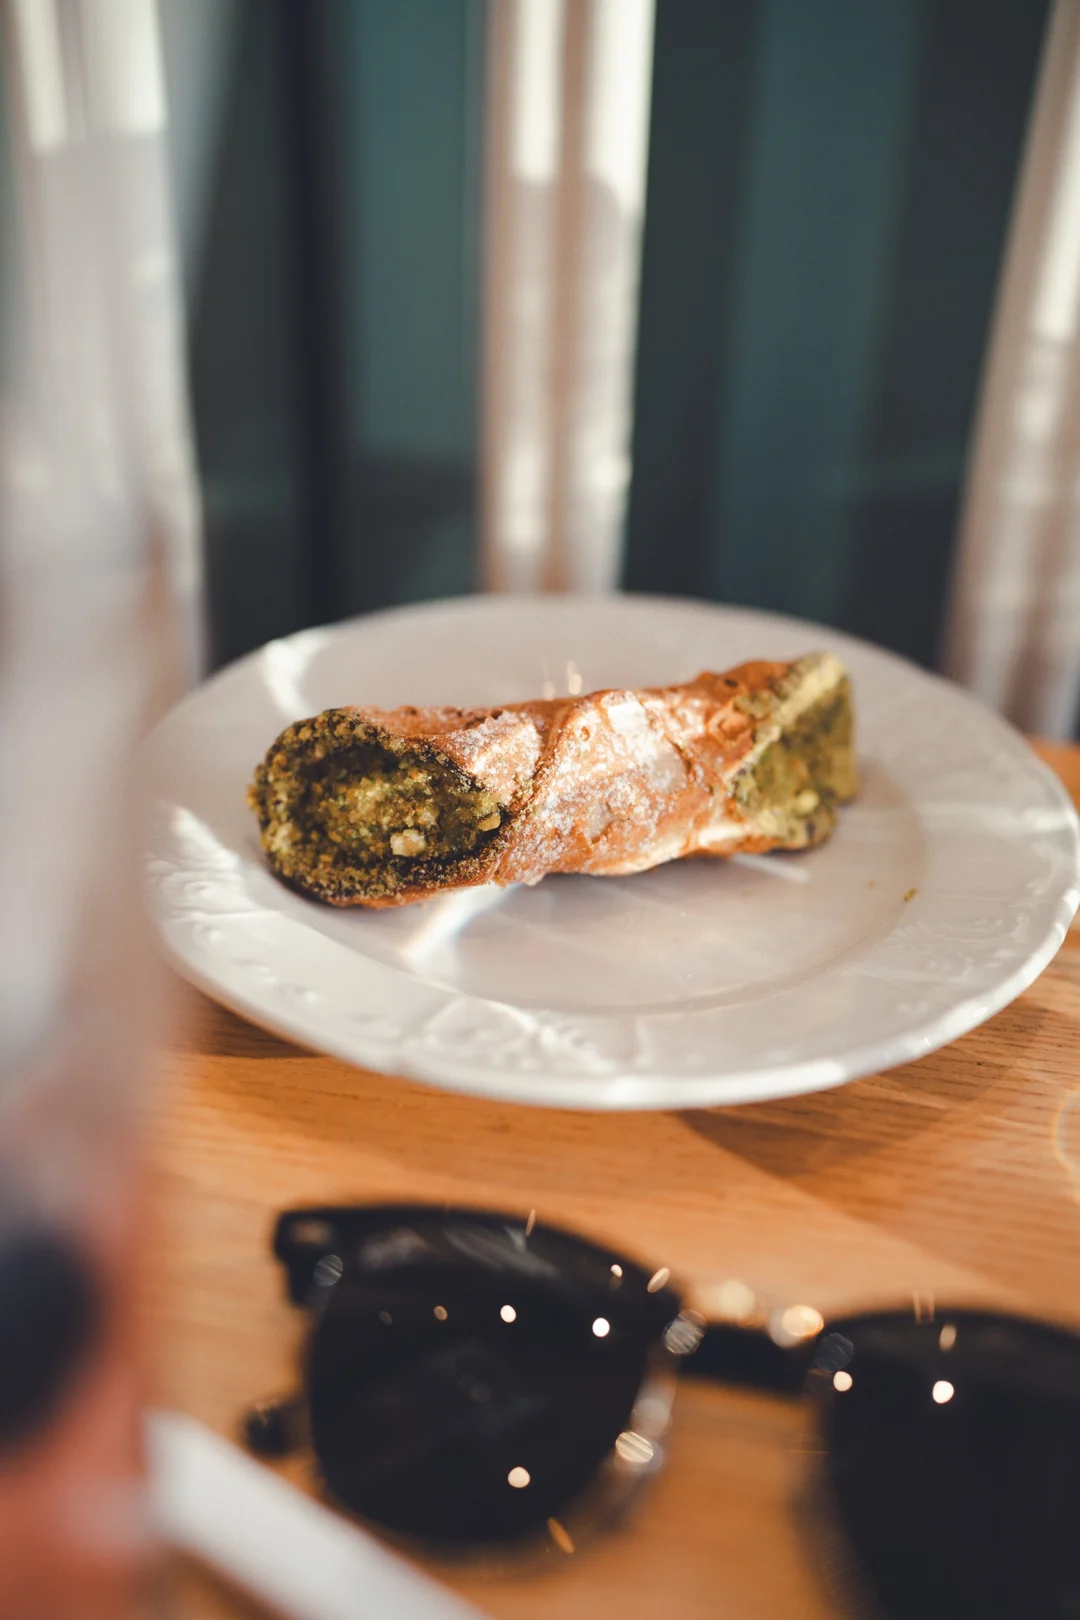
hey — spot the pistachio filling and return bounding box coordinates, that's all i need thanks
[732,683,855,846]
[252,735,504,900]
[307,743,502,865]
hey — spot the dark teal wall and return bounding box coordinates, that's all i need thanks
[332,0,484,612]
[186,1,309,664]
[185,0,483,667]
[625,0,1050,668]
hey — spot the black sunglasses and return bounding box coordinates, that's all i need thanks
[244,1204,1080,1620]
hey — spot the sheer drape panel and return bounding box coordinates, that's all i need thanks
[0,0,202,1066]
[2,0,204,678]
[946,0,1080,738]
[481,0,655,595]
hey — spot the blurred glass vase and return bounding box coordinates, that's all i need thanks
[0,0,201,1613]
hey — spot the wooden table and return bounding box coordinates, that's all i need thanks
[157,742,1080,1619]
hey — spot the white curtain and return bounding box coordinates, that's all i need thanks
[480,0,655,595]
[2,0,205,675]
[946,0,1080,738]
[0,0,199,1088]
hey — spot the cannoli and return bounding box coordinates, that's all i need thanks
[248,654,856,907]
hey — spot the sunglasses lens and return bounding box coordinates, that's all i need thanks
[303,1214,671,1546]
[819,1312,1080,1620]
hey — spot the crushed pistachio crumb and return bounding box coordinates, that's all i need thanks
[391,828,427,857]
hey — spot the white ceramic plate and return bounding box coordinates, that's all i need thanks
[144,594,1080,1109]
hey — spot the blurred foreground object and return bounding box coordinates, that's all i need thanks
[149,1411,488,1620]
[0,0,200,1612]
[947,0,1080,736]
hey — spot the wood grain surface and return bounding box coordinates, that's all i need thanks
[156,742,1080,1619]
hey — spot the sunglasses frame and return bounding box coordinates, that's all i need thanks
[266,1203,702,1565]
[254,1201,1080,1614]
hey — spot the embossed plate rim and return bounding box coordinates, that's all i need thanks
[144,595,1080,1110]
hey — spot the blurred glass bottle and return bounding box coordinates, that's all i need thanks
[0,1,201,1613]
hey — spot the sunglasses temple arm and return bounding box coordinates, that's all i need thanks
[680,1322,816,1396]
